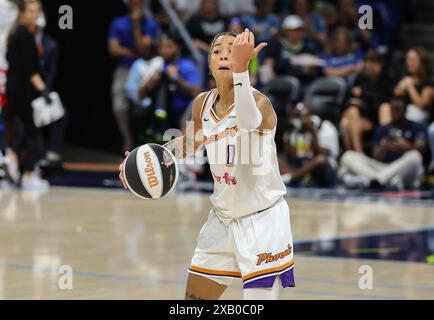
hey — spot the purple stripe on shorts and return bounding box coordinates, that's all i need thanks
[280,268,295,287]
[243,268,295,289]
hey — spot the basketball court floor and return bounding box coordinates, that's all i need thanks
[0,186,433,299]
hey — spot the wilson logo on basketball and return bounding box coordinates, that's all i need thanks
[256,244,292,266]
[144,151,159,188]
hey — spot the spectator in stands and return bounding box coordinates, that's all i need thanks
[316,0,339,32]
[263,15,319,86]
[340,50,393,153]
[228,17,244,34]
[292,0,327,48]
[125,33,202,136]
[150,0,201,23]
[150,0,241,23]
[176,0,202,22]
[34,11,67,169]
[337,0,378,51]
[380,47,434,125]
[322,26,363,85]
[340,97,426,190]
[218,0,254,18]
[186,0,228,55]
[279,103,339,187]
[108,0,160,152]
[273,0,291,20]
[6,0,50,189]
[185,0,228,89]
[241,0,280,47]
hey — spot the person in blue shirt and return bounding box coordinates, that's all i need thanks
[125,33,202,138]
[340,97,427,190]
[108,0,159,152]
[292,0,328,48]
[322,26,363,85]
[337,0,379,52]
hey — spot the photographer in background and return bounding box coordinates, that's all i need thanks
[108,0,160,152]
[125,33,202,141]
[278,103,339,188]
[341,97,426,190]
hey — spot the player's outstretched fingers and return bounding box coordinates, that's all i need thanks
[237,32,243,46]
[243,28,249,43]
[248,30,254,45]
[254,42,268,57]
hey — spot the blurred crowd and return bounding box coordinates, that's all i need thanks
[116,0,432,191]
[1,0,434,191]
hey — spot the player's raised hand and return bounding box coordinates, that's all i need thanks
[231,28,267,73]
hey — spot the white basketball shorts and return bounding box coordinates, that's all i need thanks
[188,197,295,289]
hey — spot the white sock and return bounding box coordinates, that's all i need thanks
[243,276,281,300]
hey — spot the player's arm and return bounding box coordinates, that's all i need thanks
[231,29,270,130]
[253,92,277,130]
[118,93,206,189]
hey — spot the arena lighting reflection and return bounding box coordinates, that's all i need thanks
[295,228,434,264]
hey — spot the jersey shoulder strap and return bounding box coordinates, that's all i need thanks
[200,88,218,121]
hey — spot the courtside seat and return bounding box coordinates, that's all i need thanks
[303,76,347,121]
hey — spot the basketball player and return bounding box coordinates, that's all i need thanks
[119,29,295,300]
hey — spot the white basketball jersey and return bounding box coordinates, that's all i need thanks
[200,88,286,224]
